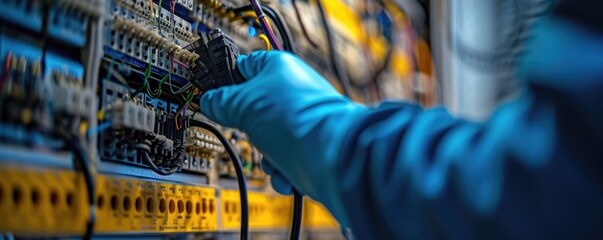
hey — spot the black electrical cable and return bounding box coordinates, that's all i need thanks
[141,151,181,175]
[291,0,319,48]
[290,189,304,240]
[40,3,50,75]
[231,4,294,52]
[247,0,283,50]
[231,3,303,239]
[189,119,249,240]
[235,3,304,239]
[55,130,95,240]
[316,0,353,96]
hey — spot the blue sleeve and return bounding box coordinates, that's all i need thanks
[312,17,603,239]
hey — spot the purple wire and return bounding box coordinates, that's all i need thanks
[249,0,283,51]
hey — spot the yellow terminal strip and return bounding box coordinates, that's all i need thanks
[0,166,339,236]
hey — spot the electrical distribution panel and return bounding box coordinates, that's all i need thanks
[0,0,340,239]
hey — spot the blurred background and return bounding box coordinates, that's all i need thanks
[0,0,559,239]
[278,0,556,120]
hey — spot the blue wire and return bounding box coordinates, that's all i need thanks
[248,25,257,37]
[86,121,112,137]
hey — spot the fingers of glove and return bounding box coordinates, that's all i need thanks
[261,158,278,176]
[237,51,278,79]
[270,173,293,195]
[200,84,246,128]
[237,51,307,80]
[261,159,293,195]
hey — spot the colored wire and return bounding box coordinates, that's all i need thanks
[247,0,283,51]
[157,0,162,16]
[234,3,302,239]
[190,119,248,240]
[316,0,353,96]
[170,0,176,39]
[0,52,12,90]
[172,58,189,68]
[148,71,171,98]
[86,121,112,137]
[174,91,194,130]
[291,0,319,48]
[144,47,159,97]
[232,4,294,52]
[174,103,184,130]
[167,54,180,94]
[147,0,155,19]
[156,0,164,36]
[104,57,116,82]
[233,3,301,239]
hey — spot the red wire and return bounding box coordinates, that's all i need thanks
[174,104,186,130]
[172,58,189,68]
[0,52,12,90]
[174,107,181,130]
[170,0,176,29]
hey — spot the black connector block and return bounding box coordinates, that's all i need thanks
[187,28,246,93]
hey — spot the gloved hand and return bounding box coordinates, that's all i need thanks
[260,157,292,195]
[198,18,603,239]
[200,51,365,221]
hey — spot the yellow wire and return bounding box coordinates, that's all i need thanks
[157,0,162,17]
[257,34,272,50]
[97,110,105,121]
[148,0,155,18]
[241,11,274,30]
[79,120,89,136]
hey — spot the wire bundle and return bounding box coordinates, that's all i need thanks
[137,138,182,176]
[248,1,283,51]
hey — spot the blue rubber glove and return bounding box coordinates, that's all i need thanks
[260,157,292,195]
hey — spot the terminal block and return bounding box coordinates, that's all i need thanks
[186,127,225,153]
[108,99,156,133]
[52,85,96,118]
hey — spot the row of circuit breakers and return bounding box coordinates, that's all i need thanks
[0,0,339,238]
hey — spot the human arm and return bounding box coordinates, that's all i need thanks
[200,17,603,239]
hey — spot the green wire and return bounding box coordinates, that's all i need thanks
[186,90,194,102]
[245,161,252,175]
[147,71,172,99]
[157,0,162,15]
[104,57,115,82]
[157,0,163,36]
[144,47,156,97]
